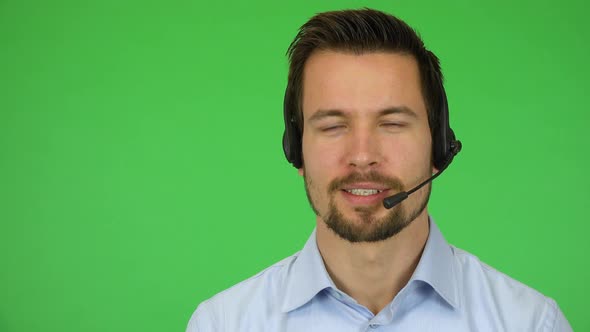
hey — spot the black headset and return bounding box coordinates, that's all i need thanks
[282,57,462,171]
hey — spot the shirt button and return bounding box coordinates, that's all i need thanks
[369,323,378,329]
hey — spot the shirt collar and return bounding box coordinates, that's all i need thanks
[281,228,335,313]
[280,217,460,313]
[410,217,460,309]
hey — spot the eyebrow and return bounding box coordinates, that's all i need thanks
[307,106,418,123]
[377,106,418,118]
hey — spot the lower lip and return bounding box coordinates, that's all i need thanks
[340,190,391,206]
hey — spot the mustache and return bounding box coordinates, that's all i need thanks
[328,171,404,193]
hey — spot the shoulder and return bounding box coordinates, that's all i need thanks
[451,246,571,331]
[452,245,546,302]
[185,252,299,332]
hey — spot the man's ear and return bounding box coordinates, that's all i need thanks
[298,168,304,176]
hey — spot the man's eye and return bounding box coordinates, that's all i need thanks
[321,125,345,132]
[382,122,404,128]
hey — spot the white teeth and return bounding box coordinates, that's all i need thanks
[345,189,382,196]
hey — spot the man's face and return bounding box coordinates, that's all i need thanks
[300,50,433,243]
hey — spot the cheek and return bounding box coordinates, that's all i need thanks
[301,137,344,200]
[407,133,433,172]
[302,135,343,171]
[382,133,432,170]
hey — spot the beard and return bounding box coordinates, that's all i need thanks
[304,170,431,243]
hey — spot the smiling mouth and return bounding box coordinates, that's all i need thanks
[343,189,384,196]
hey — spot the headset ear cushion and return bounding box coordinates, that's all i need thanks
[290,128,303,169]
[282,130,291,163]
[432,74,454,170]
[282,81,304,169]
[434,127,461,170]
[282,116,303,169]
[433,124,446,170]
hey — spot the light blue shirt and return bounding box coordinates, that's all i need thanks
[187,218,572,331]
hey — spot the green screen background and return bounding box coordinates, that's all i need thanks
[1,0,588,331]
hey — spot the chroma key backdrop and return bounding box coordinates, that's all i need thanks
[0,0,588,331]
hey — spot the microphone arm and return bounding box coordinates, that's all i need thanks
[382,164,447,209]
[382,141,461,209]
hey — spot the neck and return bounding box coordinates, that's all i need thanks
[316,209,430,315]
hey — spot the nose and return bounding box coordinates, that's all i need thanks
[346,127,383,170]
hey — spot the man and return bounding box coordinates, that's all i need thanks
[187,8,572,331]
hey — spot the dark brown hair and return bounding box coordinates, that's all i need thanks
[285,8,444,135]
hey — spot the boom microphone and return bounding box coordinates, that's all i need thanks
[382,141,462,209]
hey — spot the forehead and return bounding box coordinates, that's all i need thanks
[301,50,427,121]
